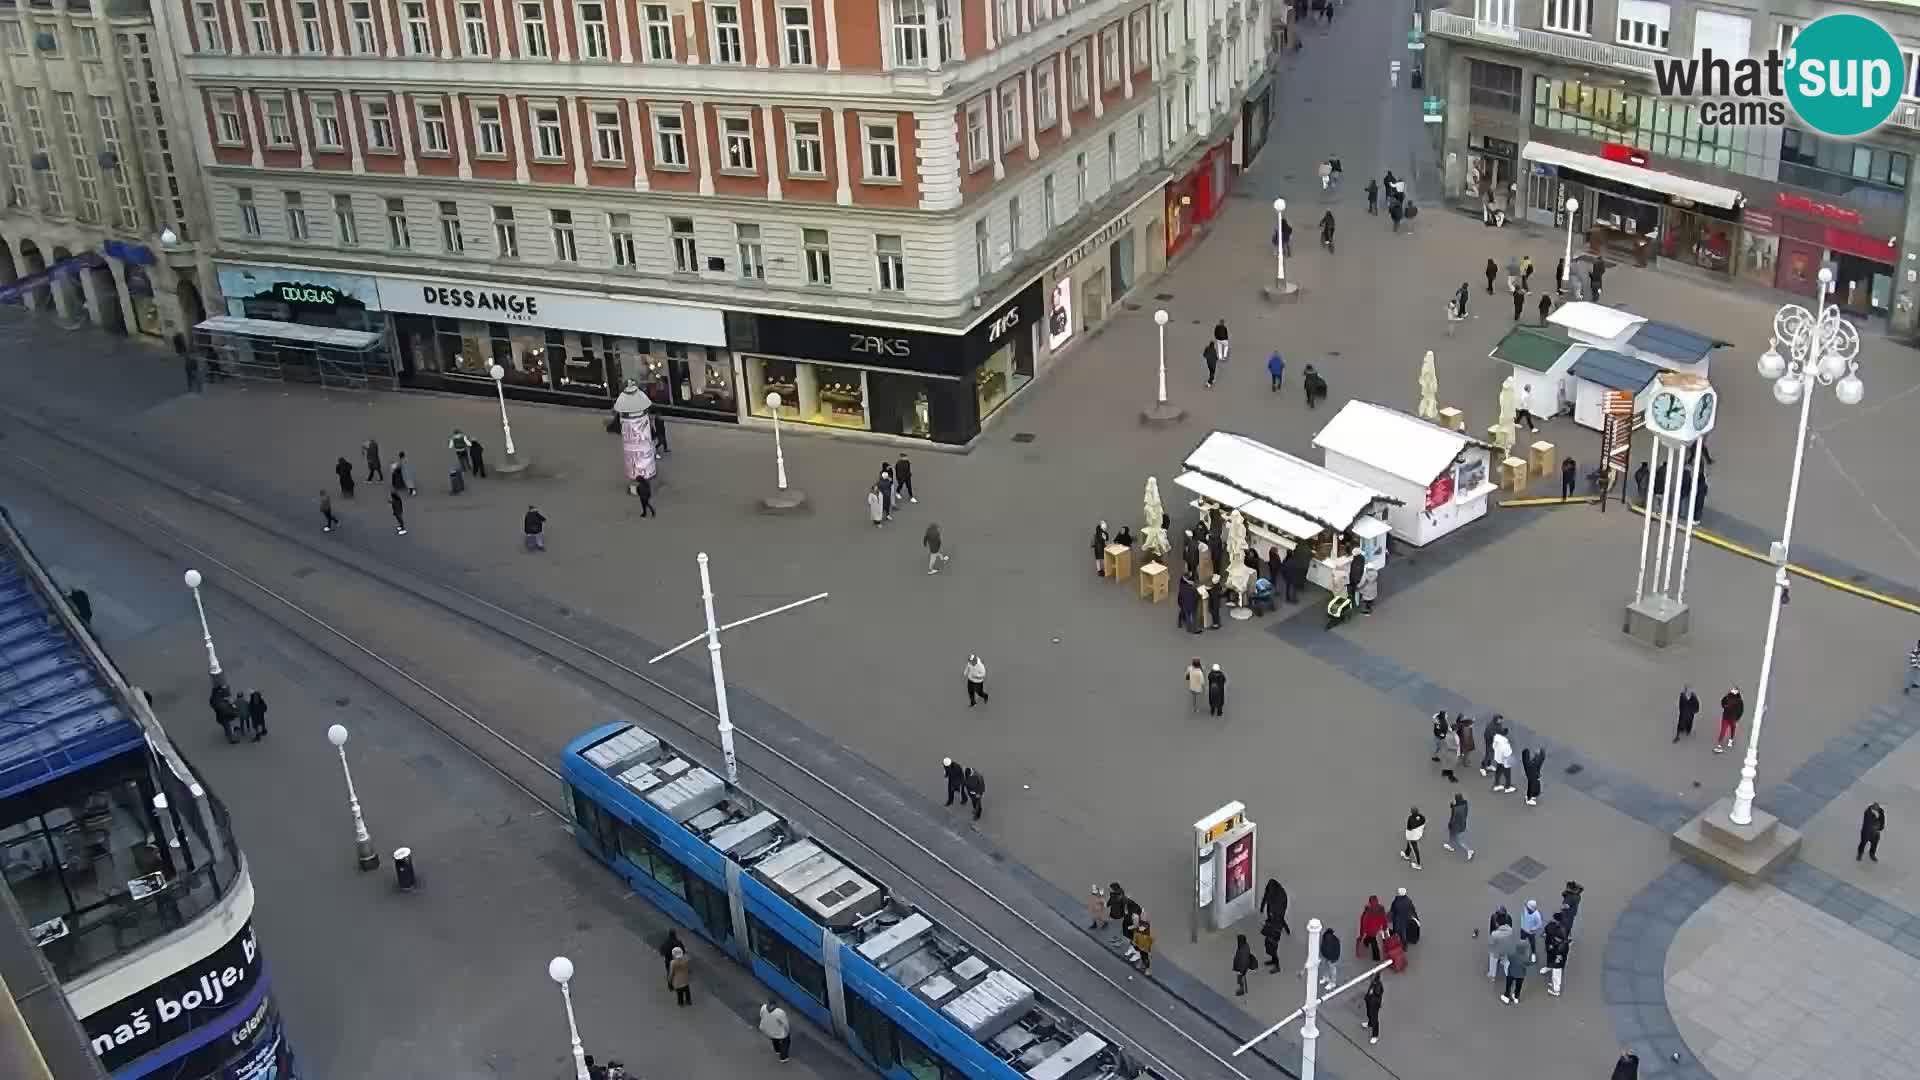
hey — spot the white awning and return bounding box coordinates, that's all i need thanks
[194,315,385,350]
[1522,142,1744,210]
[1183,432,1397,534]
[1173,471,1252,511]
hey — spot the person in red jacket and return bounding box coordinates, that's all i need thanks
[1716,686,1745,753]
[1358,895,1390,964]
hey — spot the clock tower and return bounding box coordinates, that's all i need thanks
[1645,371,1718,443]
[1626,371,1716,648]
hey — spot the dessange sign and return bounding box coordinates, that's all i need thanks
[373,275,726,347]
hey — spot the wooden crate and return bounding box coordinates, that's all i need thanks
[1500,456,1529,492]
[1529,440,1555,476]
[1439,406,1465,432]
[1139,562,1169,603]
[1103,544,1132,581]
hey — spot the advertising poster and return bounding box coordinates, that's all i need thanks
[1224,832,1254,903]
[1046,278,1074,350]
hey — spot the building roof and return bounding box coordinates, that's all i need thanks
[1627,321,1724,363]
[1183,431,1399,536]
[1567,348,1663,393]
[1491,325,1574,373]
[1313,400,1495,488]
[0,516,144,802]
[1548,302,1645,343]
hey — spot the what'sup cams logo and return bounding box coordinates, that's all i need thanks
[1652,13,1905,137]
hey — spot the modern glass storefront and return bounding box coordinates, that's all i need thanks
[1531,77,1775,178]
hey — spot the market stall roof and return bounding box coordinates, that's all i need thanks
[1183,431,1400,536]
[1172,471,1252,512]
[1626,321,1727,364]
[1547,302,1644,344]
[1313,401,1497,488]
[1568,348,1663,393]
[1491,325,1573,373]
[1522,141,1745,210]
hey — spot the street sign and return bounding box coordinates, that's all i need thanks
[1422,96,1445,123]
[1409,41,1426,50]
[1424,113,1443,124]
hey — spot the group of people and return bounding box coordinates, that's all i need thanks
[209,684,269,744]
[1168,509,1315,636]
[1413,713,1548,869]
[1089,882,1156,974]
[1363,171,1416,231]
[940,757,987,820]
[1484,882,1584,1003]
[1232,882,1406,1043]
[1672,684,1743,752]
[1633,440,1713,521]
[322,437,429,536]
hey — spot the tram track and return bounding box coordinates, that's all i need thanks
[0,408,1291,1080]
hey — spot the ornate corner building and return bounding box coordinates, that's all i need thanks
[166,0,1277,445]
[1427,0,1920,340]
[0,0,213,341]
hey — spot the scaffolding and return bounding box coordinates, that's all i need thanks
[191,316,394,390]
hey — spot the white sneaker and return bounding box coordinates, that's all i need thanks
[397,528,408,535]
[1467,849,1476,860]
[1442,843,1455,851]
[1410,863,1422,870]
[1548,989,1561,997]
[1399,851,1410,861]
[910,497,919,503]
[1479,767,1490,776]
[1369,1037,1378,1045]
[1499,995,1510,1004]
[1526,798,1538,805]
[928,568,939,574]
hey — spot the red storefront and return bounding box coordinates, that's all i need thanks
[1165,138,1237,259]
[1738,192,1898,315]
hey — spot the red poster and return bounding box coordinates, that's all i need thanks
[1426,472,1455,510]
[1225,833,1254,903]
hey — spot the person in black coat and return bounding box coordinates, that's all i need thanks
[942,758,966,806]
[1260,879,1291,970]
[658,929,684,973]
[1484,258,1499,294]
[1206,664,1227,716]
[894,453,916,503]
[1362,973,1384,1044]
[1388,887,1416,945]
[245,690,269,741]
[963,767,984,820]
[1317,927,1342,989]
[1177,574,1200,633]
[1285,545,1310,603]
[1559,881,1585,940]
[1266,546,1284,596]
[1858,802,1886,861]
[1521,746,1545,804]
[1302,365,1328,409]
[1611,1048,1640,1080]
[335,457,356,497]
[1346,553,1366,603]
[364,438,384,482]
[1560,457,1576,501]
[1182,530,1200,577]
[467,438,487,478]
[1675,686,1699,741]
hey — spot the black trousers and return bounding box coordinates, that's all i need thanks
[1504,974,1524,999]
[1493,764,1512,788]
[674,987,691,1006]
[1562,477,1575,499]
[1365,1006,1380,1039]
[1526,773,1542,799]
[639,494,657,516]
[946,780,963,806]
[897,476,914,499]
[1264,936,1281,967]
[1209,697,1224,716]
[1858,832,1881,859]
[966,680,988,705]
[771,1036,790,1060]
[367,460,384,481]
[1365,935,1381,963]
[969,792,982,820]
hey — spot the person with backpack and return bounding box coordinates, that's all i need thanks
[1232,934,1258,996]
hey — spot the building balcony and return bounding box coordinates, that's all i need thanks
[1427,10,1660,75]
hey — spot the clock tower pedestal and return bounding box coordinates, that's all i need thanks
[1624,593,1690,648]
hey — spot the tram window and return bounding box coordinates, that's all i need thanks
[571,787,617,852]
[900,1032,957,1080]
[613,820,690,902]
[686,876,733,941]
[747,915,829,1005]
[846,992,899,1067]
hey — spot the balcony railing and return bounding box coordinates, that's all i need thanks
[1428,10,1660,74]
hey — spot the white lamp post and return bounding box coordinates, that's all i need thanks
[1728,267,1862,827]
[1233,916,1392,1079]
[1155,309,1169,402]
[325,724,380,870]
[181,569,226,692]
[766,392,788,491]
[1561,196,1580,290]
[548,957,591,1080]
[1141,309,1183,425]
[487,363,526,472]
[1273,198,1287,286]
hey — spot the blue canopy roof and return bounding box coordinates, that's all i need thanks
[0,533,144,802]
[1569,349,1663,393]
[1627,321,1721,363]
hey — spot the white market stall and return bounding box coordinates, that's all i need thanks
[1567,348,1663,430]
[1313,401,1498,546]
[1177,431,1399,593]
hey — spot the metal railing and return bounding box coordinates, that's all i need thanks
[1427,10,1660,73]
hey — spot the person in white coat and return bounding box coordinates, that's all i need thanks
[1490,731,1516,793]
[964,655,989,706]
[759,1001,791,1061]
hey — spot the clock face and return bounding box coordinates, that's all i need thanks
[1651,392,1687,431]
[1694,392,1716,431]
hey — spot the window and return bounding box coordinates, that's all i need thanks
[311,96,342,149]
[721,114,755,172]
[349,1,376,53]
[57,92,99,223]
[735,222,765,280]
[778,6,814,65]
[1531,76,1777,182]
[803,227,831,284]
[439,200,463,251]
[0,22,25,54]
[551,209,578,262]
[1070,46,1090,108]
[462,2,488,53]
[670,215,698,272]
[334,193,357,243]
[1100,29,1119,88]
[1042,173,1056,231]
[965,100,989,168]
[892,0,927,67]
[475,103,505,155]
[194,3,223,52]
[76,25,99,58]
[1036,65,1058,129]
[1780,126,1910,198]
[1105,129,1117,176]
[935,0,953,62]
[365,98,395,151]
[711,3,743,63]
[211,93,245,145]
[238,186,261,236]
[1474,0,1514,29]
[493,205,519,256]
[653,108,687,167]
[1130,10,1150,71]
[285,191,309,239]
[262,94,293,146]
[520,1,549,57]
[847,992,902,1070]
[995,0,1015,40]
[788,118,824,175]
[1777,22,1798,56]
[246,2,271,50]
[747,916,829,1006]
[1136,112,1149,159]
[644,4,673,59]
[386,196,410,247]
[1616,0,1668,49]
[1160,5,1173,56]
[418,100,449,153]
[298,1,324,51]
[609,212,637,267]
[580,1,609,57]
[974,218,988,276]
[1076,149,1088,204]
[875,234,905,291]
[1008,195,1021,250]
[863,120,899,180]
[1468,59,1522,114]
[532,105,564,159]
[591,108,623,162]
[1543,0,1589,35]
[999,82,1022,149]
[401,1,431,53]
[95,97,138,229]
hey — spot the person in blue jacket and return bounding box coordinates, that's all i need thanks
[1267,351,1286,392]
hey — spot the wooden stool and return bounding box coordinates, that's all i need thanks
[1501,456,1529,492]
[1197,547,1215,583]
[1138,563,1169,603]
[1529,440,1555,476]
[1103,544,1132,581]
[1439,406,1464,432]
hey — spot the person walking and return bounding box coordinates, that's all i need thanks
[963,768,984,820]
[635,474,657,517]
[364,439,384,482]
[1387,199,1403,232]
[1280,217,1293,257]
[1541,910,1570,996]
[1490,729,1515,793]
[1365,178,1379,214]
[1486,912,1514,982]
[335,457,356,497]
[652,411,671,456]
[924,523,948,573]
[1480,714,1505,776]
[895,453,916,503]
[1232,934,1258,996]
[1319,210,1336,251]
[389,489,407,536]
[468,437,487,477]
[1858,801,1887,861]
[866,485,886,528]
[1202,339,1219,389]
[1502,923,1531,1004]
[1260,879,1290,969]
[1267,350,1286,392]
[1612,1048,1640,1080]
[1444,793,1475,860]
[1362,973,1384,1045]
[1131,918,1155,975]
[964,654,988,706]
[1388,888,1416,949]
[1213,320,1231,364]
[1484,258,1499,294]
[1358,895,1389,963]
[523,505,547,552]
[667,947,691,1006]
[1633,460,1651,503]
[1091,521,1110,576]
[1186,658,1206,712]
[1303,365,1328,409]
[1317,926,1341,989]
[1454,282,1471,321]
[449,429,472,474]
[1430,711,1451,762]
[1520,255,1535,291]
[1553,257,1567,295]
[1454,714,1476,775]
[1906,639,1920,693]
[1206,663,1227,717]
[877,463,896,522]
[943,758,966,806]
[1519,899,1545,962]
[393,451,416,495]
[1560,457,1577,501]
[319,491,339,533]
[1538,291,1553,326]
[759,1002,791,1062]
[1716,686,1744,752]
[1522,746,1546,805]
[1087,885,1110,932]
[245,689,269,741]
[1401,806,1426,870]
[1511,278,1527,321]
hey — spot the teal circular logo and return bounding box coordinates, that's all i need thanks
[1785,14,1905,137]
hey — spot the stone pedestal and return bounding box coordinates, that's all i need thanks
[1140,401,1187,427]
[1261,280,1303,303]
[494,451,530,475]
[1671,796,1803,886]
[758,489,811,514]
[1623,595,1690,647]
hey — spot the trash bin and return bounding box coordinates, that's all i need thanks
[449,468,465,495]
[394,847,417,890]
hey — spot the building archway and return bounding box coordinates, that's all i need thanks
[15,238,47,310]
[87,262,125,333]
[47,244,80,321]
[178,277,206,326]
[0,235,17,291]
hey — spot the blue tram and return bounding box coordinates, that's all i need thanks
[560,722,1144,1080]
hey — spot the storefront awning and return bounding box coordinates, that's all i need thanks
[194,315,384,350]
[1523,142,1743,210]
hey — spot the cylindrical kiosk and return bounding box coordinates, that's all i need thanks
[613,381,658,495]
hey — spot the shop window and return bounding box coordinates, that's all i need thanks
[750,357,801,416]
[1735,230,1778,290]
[1468,60,1521,114]
[748,358,868,430]
[671,347,737,412]
[814,365,869,428]
[1780,127,1909,210]
[975,338,1028,421]
[561,333,616,395]
[746,914,827,1005]
[1659,208,1733,273]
